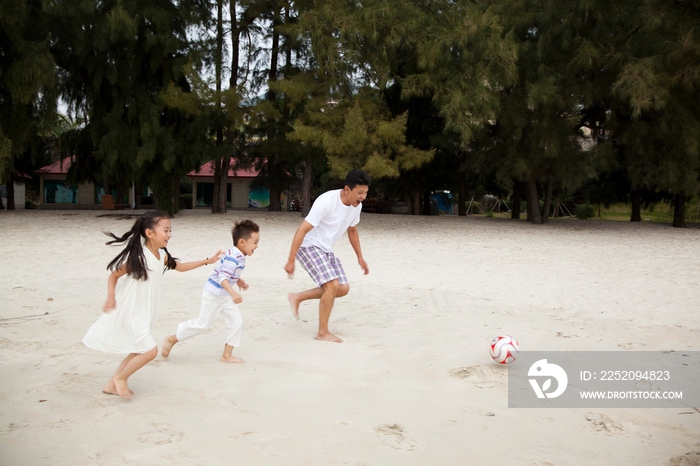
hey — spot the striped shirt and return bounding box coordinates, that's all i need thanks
[203,246,246,296]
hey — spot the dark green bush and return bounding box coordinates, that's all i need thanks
[575,204,595,220]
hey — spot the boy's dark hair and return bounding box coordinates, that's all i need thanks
[104,211,178,280]
[345,169,371,189]
[232,219,260,246]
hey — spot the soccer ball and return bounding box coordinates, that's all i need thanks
[489,334,519,364]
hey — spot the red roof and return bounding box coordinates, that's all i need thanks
[186,160,260,178]
[35,157,74,175]
[36,157,260,178]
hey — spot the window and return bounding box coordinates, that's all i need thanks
[44,180,77,204]
[196,182,231,207]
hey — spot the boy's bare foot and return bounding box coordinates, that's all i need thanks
[288,293,300,320]
[315,332,343,343]
[220,355,245,363]
[111,377,132,399]
[161,335,177,358]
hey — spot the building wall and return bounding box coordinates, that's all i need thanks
[232,179,251,209]
[0,182,26,209]
[79,182,96,205]
[191,177,254,209]
[38,175,101,209]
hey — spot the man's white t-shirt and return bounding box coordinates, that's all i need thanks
[301,189,361,253]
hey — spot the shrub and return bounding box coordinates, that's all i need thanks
[575,204,595,220]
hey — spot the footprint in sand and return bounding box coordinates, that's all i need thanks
[585,412,627,435]
[618,342,648,350]
[448,365,506,388]
[668,451,700,466]
[43,419,72,429]
[138,423,183,445]
[373,424,416,451]
[0,423,19,436]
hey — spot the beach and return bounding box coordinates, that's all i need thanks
[1,209,699,465]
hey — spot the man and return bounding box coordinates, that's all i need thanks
[284,169,371,343]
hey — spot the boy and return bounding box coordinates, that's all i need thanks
[162,219,260,363]
[284,169,370,343]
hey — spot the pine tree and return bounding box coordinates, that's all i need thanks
[612,0,700,227]
[49,0,211,214]
[0,0,56,209]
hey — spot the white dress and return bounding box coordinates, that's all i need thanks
[83,248,165,354]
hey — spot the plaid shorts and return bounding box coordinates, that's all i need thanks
[296,246,348,287]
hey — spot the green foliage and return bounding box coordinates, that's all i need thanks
[0,0,57,184]
[575,204,595,220]
[2,0,698,224]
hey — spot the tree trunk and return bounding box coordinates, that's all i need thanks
[0,190,5,209]
[541,179,553,224]
[525,182,533,222]
[422,190,431,215]
[6,175,15,210]
[412,187,421,215]
[211,0,227,214]
[212,161,221,213]
[229,2,239,90]
[457,166,466,216]
[630,190,641,222]
[527,177,542,224]
[170,174,180,216]
[217,156,230,212]
[672,194,686,228]
[116,184,126,206]
[266,6,282,212]
[302,155,312,217]
[511,184,521,219]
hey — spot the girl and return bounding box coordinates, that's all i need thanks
[83,211,221,399]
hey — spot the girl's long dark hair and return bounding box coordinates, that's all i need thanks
[104,211,178,280]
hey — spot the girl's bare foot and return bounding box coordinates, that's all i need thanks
[220,355,244,363]
[315,332,343,343]
[161,335,177,358]
[288,293,300,320]
[112,377,132,399]
[102,380,134,396]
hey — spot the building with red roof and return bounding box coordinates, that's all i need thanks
[186,159,272,209]
[35,157,135,209]
[33,156,274,210]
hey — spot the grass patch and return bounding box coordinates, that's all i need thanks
[464,197,700,224]
[595,199,700,224]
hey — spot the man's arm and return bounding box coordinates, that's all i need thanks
[284,220,314,276]
[347,225,369,275]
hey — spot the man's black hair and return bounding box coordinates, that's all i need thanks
[345,169,371,189]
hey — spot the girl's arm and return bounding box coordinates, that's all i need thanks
[103,265,128,313]
[174,250,223,272]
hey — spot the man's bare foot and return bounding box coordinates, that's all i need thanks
[220,355,245,363]
[110,377,132,399]
[161,335,177,358]
[315,332,343,343]
[102,380,134,396]
[288,293,300,320]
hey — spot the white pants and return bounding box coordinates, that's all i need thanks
[176,290,243,347]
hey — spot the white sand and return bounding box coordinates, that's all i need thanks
[0,209,699,465]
